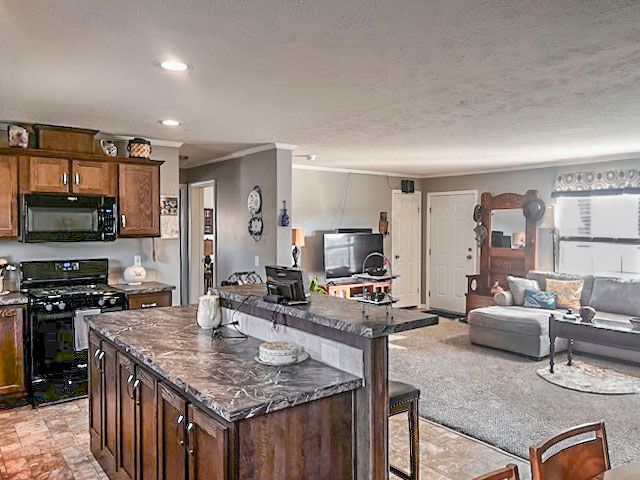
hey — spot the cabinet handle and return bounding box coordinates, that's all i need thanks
[93,348,102,367]
[126,374,135,399]
[140,303,157,309]
[98,351,105,371]
[75,173,80,185]
[62,172,68,185]
[186,422,195,455]
[177,414,185,447]
[121,214,126,228]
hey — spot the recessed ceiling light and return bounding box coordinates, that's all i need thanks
[160,119,182,127]
[157,59,190,72]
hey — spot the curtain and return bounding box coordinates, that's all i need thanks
[552,168,640,196]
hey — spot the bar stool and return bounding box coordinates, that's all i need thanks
[389,380,421,480]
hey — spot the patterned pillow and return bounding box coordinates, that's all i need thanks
[523,289,557,310]
[546,278,584,310]
[507,275,540,306]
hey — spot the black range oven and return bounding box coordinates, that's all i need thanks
[22,259,125,405]
[21,194,117,243]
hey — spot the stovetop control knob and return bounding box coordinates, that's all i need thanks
[57,302,66,311]
[44,303,53,312]
[98,298,106,307]
[109,297,117,305]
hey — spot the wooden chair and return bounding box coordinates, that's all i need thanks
[473,464,520,480]
[389,380,420,480]
[529,421,610,480]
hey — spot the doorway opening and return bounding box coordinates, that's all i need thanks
[187,180,216,304]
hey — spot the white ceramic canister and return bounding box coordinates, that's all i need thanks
[197,294,222,329]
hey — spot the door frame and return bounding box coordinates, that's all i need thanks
[187,180,217,304]
[425,189,479,310]
[391,189,422,308]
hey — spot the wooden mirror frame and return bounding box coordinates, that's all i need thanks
[466,190,539,313]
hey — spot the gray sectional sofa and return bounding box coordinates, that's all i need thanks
[467,271,640,362]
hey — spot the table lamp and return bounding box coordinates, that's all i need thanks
[291,228,305,268]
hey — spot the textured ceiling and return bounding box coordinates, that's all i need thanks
[1,1,640,176]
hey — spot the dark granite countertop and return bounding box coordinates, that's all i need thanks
[0,292,28,306]
[86,305,362,422]
[112,281,175,295]
[216,284,439,338]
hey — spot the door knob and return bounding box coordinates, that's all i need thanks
[466,255,472,260]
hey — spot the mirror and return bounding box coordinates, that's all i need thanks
[491,209,526,249]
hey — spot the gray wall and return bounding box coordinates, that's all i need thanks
[419,157,640,302]
[1,145,182,302]
[183,149,292,283]
[291,168,421,280]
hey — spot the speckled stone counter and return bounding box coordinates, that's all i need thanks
[217,284,438,337]
[0,292,28,306]
[112,281,175,295]
[85,305,362,422]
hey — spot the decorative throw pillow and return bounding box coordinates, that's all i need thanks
[546,278,584,310]
[494,290,514,306]
[523,289,557,310]
[507,275,540,306]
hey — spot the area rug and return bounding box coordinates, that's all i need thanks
[388,319,640,467]
[537,361,640,395]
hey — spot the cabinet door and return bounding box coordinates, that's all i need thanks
[128,291,172,310]
[157,383,187,480]
[0,156,18,238]
[27,157,70,193]
[119,163,160,237]
[71,160,117,196]
[187,404,228,480]
[0,307,24,399]
[89,332,103,454]
[136,366,158,480]
[117,352,136,480]
[102,341,118,467]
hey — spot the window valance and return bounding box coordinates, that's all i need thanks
[552,168,640,197]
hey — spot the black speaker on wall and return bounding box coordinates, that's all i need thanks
[401,180,415,193]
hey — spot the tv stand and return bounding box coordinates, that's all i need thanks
[326,278,391,299]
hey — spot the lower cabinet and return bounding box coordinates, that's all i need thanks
[90,332,229,480]
[0,307,25,403]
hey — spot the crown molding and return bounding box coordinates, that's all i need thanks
[292,163,417,178]
[110,135,183,148]
[181,142,298,169]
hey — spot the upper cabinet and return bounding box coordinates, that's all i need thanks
[0,156,18,237]
[21,156,70,193]
[118,163,160,237]
[71,159,117,197]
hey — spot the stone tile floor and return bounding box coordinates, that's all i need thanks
[0,398,528,479]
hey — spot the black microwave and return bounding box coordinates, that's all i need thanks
[21,194,117,243]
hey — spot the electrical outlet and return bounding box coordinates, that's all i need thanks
[254,255,260,267]
[321,343,340,367]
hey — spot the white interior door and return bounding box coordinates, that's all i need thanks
[428,192,477,314]
[391,191,422,308]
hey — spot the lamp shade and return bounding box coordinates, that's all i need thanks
[291,228,305,247]
[512,232,526,246]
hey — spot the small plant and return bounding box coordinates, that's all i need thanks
[309,275,327,294]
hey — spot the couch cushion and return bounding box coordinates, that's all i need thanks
[526,270,594,306]
[507,276,540,306]
[468,306,560,336]
[593,310,635,330]
[589,277,640,317]
[494,290,514,306]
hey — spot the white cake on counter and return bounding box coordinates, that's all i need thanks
[258,341,299,365]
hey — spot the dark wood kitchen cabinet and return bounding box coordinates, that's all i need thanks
[127,291,172,310]
[136,367,158,480]
[71,159,118,196]
[118,163,160,237]
[0,307,25,402]
[21,156,70,193]
[117,352,136,480]
[157,383,187,480]
[187,404,228,480]
[0,156,18,238]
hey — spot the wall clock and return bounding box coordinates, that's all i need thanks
[247,186,262,215]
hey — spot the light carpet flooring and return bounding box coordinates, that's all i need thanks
[389,318,640,468]
[0,398,527,479]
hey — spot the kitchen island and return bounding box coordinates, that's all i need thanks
[86,287,438,479]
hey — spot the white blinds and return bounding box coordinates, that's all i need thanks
[556,194,640,239]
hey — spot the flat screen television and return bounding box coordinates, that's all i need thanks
[323,233,384,280]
